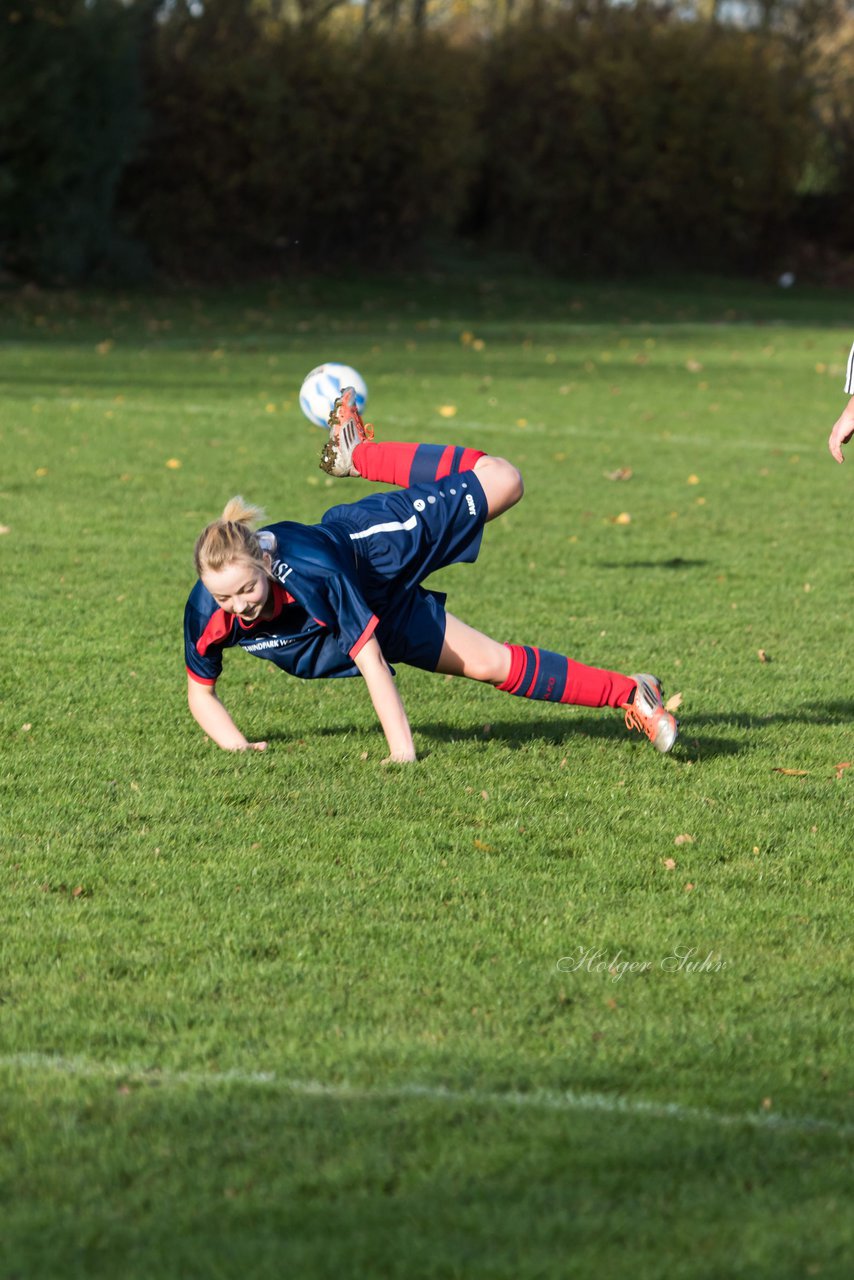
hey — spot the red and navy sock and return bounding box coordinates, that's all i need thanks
[351,441,485,487]
[497,644,636,709]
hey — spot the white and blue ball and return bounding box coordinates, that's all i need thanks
[299,363,368,428]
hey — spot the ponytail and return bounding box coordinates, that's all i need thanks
[194,495,270,578]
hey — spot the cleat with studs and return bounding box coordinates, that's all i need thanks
[319,387,375,476]
[622,673,678,754]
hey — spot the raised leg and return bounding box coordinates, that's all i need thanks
[471,454,524,521]
[320,389,523,519]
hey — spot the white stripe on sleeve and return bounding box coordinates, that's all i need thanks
[845,342,854,394]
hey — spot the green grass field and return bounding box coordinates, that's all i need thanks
[1,268,851,1278]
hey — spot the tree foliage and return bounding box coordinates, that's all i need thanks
[2,0,852,281]
[475,7,811,271]
[0,0,153,280]
[121,13,482,275]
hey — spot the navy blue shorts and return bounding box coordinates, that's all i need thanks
[321,473,489,671]
[375,585,449,672]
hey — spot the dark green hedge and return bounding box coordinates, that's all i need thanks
[476,10,811,271]
[123,19,482,276]
[0,2,840,281]
[0,0,149,281]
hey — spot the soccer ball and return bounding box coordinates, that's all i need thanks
[299,363,368,429]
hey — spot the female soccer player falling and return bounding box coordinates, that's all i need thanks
[184,390,678,759]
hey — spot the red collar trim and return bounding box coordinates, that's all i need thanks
[197,582,297,655]
[236,580,297,632]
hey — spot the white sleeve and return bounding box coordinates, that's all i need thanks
[846,342,854,395]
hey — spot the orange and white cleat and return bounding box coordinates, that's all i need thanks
[319,387,375,476]
[622,674,678,754]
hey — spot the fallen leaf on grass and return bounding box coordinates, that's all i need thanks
[665,692,683,713]
[0,525,9,535]
[758,649,770,663]
[674,833,695,846]
[773,768,808,777]
[473,839,495,852]
[662,858,677,870]
[611,512,631,525]
[604,467,633,482]
[833,761,851,780]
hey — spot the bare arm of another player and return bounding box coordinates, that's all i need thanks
[187,676,268,751]
[353,635,416,763]
[829,396,854,463]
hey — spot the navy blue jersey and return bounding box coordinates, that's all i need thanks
[184,579,363,685]
[185,473,487,685]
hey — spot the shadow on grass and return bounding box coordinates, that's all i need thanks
[266,698,854,759]
[412,718,742,760]
[680,701,854,730]
[5,1071,844,1280]
[270,716,744,760]
[596,557,711,570]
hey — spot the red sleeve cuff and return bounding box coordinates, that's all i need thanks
[187,667,217,686]
[348,614,379,659]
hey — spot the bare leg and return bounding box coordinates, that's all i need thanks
[436,614,512,683]
[472,455,524,521]
[437,614,637,712]
[435,615,677,751]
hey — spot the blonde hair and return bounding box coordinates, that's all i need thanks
[194,496,269,578]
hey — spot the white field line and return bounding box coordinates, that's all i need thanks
[7,392,820,454]
[381,416,817,454]
[1,1052,850,1139]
